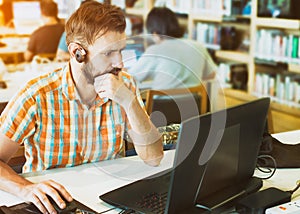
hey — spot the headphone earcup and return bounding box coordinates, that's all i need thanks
[75,49,85,63]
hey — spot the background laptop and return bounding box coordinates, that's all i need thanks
[100,98,270,213]
[12,1,42,35]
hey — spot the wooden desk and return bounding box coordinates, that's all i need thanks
[0,62,66,103]
[0,70,39,103]
[0,130,299,213]
[0,37,28,64]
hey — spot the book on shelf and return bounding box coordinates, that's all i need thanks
[255,29,300,65]
[192,0,223,15]
[255,71,300,107]
[195,22,221,50]
[218,62,248,90]
[155,0,191,14]
[292,35,299,61]
[191,0,244,17]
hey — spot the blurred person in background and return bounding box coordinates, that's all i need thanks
[24,0,64,62]
[129,7,217,90]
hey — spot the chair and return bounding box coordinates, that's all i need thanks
[36,53,57,61]
[7,146,25,173]
[124,84,209,156]
[1,102,25,173]
[143,84,209,127]
[0,102,8,114]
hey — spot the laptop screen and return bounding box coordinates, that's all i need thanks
[168,98,269,212]
[13,1,41,20]
[13,1,42,34]
[197,124,240,198]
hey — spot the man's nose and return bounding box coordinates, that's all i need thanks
[112,53,124,69]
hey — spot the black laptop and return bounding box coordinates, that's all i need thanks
[99,98,270,214]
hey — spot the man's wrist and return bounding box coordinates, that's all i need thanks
[122,94,138,113]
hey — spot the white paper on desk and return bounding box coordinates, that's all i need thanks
[272,130,300,145]
[0,190,24,207]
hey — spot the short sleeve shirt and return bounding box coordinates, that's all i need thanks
[27,24,65,55]
[129,38,217,90]
[0,64,143,172]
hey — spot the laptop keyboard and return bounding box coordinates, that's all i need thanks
[135,192,168,214]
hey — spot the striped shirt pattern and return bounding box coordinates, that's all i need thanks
[0,64,144,172]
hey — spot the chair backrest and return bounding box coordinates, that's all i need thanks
[0,102,25,173]
[36,53,56,61]
[144,84,209,127]
[0,102,8,114]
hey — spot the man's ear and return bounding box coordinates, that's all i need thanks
[68,43,80,59]
[68,43,87,63]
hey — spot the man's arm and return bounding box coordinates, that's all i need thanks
[94,72,164,166]
[125,97,164,166]
[24,50,34,62]
[0,133,72,214]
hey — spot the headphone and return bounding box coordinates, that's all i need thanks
[75,47,87,63]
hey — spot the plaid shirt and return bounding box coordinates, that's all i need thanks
[0,64,143,172]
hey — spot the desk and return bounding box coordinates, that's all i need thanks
[258,130,300,198]
[0,37,28,64]
[0,131,299,213]
[0,151,175,213]
[0,62,66,103]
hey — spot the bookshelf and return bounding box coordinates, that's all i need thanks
[289,63,300,74]
[188,0,300,132]
[125,0,155,20]
[123,0,300,132]
[254,17,300,30]
[219,88,300,133]
[215,50,250,64]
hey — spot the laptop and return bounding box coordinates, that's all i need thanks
[99,98,270,213]
[12,1,42,35]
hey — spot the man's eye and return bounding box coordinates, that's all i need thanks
[103,52,112,56]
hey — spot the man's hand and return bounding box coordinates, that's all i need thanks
[93,71,136,111]
[94,71,164,167]
[19,180,72,214]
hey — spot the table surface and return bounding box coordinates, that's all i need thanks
[0,62,66,103]
[0,37,28,54]
[0,130,299,213]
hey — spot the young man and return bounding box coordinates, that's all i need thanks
[24,0,64,62]
[0,2,163,214]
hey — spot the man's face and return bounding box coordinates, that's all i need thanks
[81,31,127,84]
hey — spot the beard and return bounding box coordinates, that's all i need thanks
[81,61,95,85]
[81,60,123,86]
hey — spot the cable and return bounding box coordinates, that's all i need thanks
[256,154,277,180]
[118,209,138,214]
[286,180,300,196]
[227,208,246,214]
[98,206,119,214]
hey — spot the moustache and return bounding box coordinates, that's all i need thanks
[93,68,123,82]
[109,68,122,76]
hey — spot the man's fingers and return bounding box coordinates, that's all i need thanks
[29,180,73,213]
[31,194,48,214]
[46,180,73,202]
[32,188,56,214]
